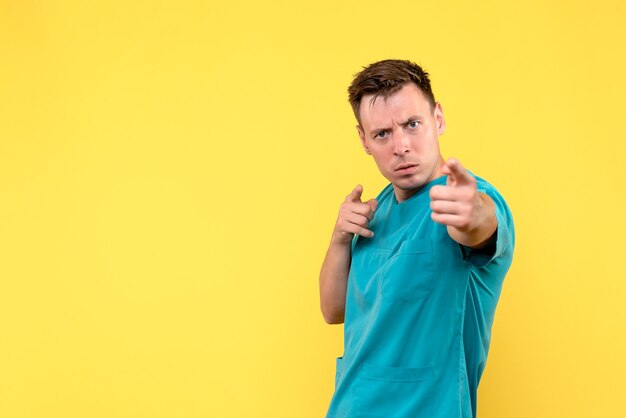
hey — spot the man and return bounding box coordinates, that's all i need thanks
[319,59,515,418]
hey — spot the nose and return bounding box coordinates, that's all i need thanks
[392,130,410,155]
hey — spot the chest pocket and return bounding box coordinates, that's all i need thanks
[381,238,435,304]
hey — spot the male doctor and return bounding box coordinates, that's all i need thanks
[320,59,514,418]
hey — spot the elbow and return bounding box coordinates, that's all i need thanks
[321,306,345,324]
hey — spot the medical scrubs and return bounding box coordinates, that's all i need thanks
[325,174,515,418]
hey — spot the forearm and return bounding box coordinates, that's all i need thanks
[319,236,352,324]
[447,192,497,249]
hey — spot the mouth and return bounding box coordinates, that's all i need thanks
[394,163,418,172]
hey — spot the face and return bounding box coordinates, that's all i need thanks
[357,82,446,202]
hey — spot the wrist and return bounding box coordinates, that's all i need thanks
[330,231,354,247]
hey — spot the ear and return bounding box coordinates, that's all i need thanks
[356,125,371,155]
[434,102,446,135]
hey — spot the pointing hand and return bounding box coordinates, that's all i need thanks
[429,158,481,231]
[332,185,378,244]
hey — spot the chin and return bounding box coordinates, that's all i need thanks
[393,176,426,191]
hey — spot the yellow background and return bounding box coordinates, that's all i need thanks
[1,1,625,417]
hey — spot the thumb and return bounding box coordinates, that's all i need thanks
[365,198,378,212]
[347,184,364,202]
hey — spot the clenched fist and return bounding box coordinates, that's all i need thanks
[332,185,378,244]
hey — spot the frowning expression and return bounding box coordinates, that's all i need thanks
[357,83,447,202]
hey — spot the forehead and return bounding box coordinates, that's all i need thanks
[359,83,431,128]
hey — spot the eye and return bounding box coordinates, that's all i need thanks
[376,131,388,139]
[408,121,419,128]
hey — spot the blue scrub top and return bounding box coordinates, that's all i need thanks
[326,174,515,418]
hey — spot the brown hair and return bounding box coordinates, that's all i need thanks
[348,59,436,124]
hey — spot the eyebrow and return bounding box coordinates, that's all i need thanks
[369,116,421,136]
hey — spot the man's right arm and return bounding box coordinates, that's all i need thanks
[319,185,377,324]
[319,239,352,324]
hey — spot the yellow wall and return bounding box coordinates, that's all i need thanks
[1,1,625,417]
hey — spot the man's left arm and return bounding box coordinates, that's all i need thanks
[429,158,497,249]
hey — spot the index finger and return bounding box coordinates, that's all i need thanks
[446,158,474,185]
[346,184,364,202]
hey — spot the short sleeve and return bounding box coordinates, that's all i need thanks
[459,179,515,269]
